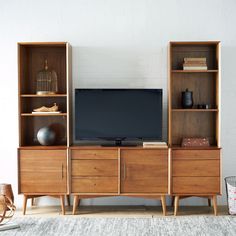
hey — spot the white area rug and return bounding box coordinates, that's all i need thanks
[1,216,236,236]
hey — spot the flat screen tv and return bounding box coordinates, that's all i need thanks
[75,89,162,146]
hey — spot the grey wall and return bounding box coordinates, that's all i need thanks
[0,0,235,207]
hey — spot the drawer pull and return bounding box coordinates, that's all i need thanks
[61,164,64,179]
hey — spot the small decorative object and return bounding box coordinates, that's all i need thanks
[182,88,193,108]
[0,195,16,224]
[181,138,210,147]
[36,60,58,95]
[183,57,207,70]
[0,184,14,211]
[32,103,60,113]
[197,104,210,109]
[37,127,56,146]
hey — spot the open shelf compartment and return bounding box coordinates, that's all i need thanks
[20,116,67,146]
[171,42,218,71]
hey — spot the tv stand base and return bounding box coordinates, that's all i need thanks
[72,195,167,216]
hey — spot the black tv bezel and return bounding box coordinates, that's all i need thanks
[74,88,163,142]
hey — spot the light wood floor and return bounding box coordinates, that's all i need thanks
[15,205,229,217]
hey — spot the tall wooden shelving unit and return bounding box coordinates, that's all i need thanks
[168,41,221,215]
[18,42,72,215]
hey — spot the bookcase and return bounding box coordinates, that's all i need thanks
[18,42,72,214]
[168,41,221,215]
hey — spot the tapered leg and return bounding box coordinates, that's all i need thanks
[212,195,217,216]
[208,198,211,207]
[66,195,70,206]
[73,195,80,215]
[60,195,65,215]
[171,196,174,207]
[161,195,166,216]
[174,196,179,216]
[23,195,28,215]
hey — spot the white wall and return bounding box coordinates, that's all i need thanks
[0,0,235,208]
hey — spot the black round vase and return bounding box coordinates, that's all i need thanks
[182,89,193,108]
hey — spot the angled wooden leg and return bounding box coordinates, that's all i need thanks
[31,198,34,206]
[23,195,28,215]
[60,195,65,215]
[73,195,80,215]
[171,196,174,207]
[174,196,179,216]
[212,195,217,216]
[161,195,166,216]
[208,198,211,207]
[66,195,70,206]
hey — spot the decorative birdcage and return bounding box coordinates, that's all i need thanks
[36,60,58,95]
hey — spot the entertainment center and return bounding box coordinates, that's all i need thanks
[17,41,221,216]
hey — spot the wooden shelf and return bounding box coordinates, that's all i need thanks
[171,70,218,73]
[169,41,221,147]
[21,94,67,97]
[21,113,67,117]
[172,109,218,112]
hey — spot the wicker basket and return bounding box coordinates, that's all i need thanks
[0,184,14,211]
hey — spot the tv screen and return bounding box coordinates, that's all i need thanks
[75,89,162,142]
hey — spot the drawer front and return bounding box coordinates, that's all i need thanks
[121,149,168,159]
[173,159,220,177]
[20,149,66,159]
[173,177,220,194]
[121,177,168,193]
[72,177,118,193]
[72,160,118,177]
[19,150,67,194]
[71,149,118,160]
[172,149,220,160]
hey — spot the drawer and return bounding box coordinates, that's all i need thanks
[121,149,168,159]
[19,149,66,159]
[71,149,118,160]
[173,159,220,177]
[72,177,118,193]
[121,177,168,193]
[172,177,220,194]
[72,160,118,177]
[172,149,220,160]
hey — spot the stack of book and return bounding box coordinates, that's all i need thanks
[183,57,207,70]
[143,141,167,148]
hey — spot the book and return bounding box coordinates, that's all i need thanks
[183,66,207,70]
[143,142,168,148]
[183,61,207,66]
[184,57,206,63]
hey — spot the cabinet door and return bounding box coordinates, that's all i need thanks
[19,149,67,194]
[120,149,168,193]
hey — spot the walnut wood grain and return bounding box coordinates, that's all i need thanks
[19,150,67,193]
[71,149,118,160]
[172,159,220,177]
[172,177,220,194]
[120,149,168,193]
[72,160,118,177]
[72,177,118,193]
